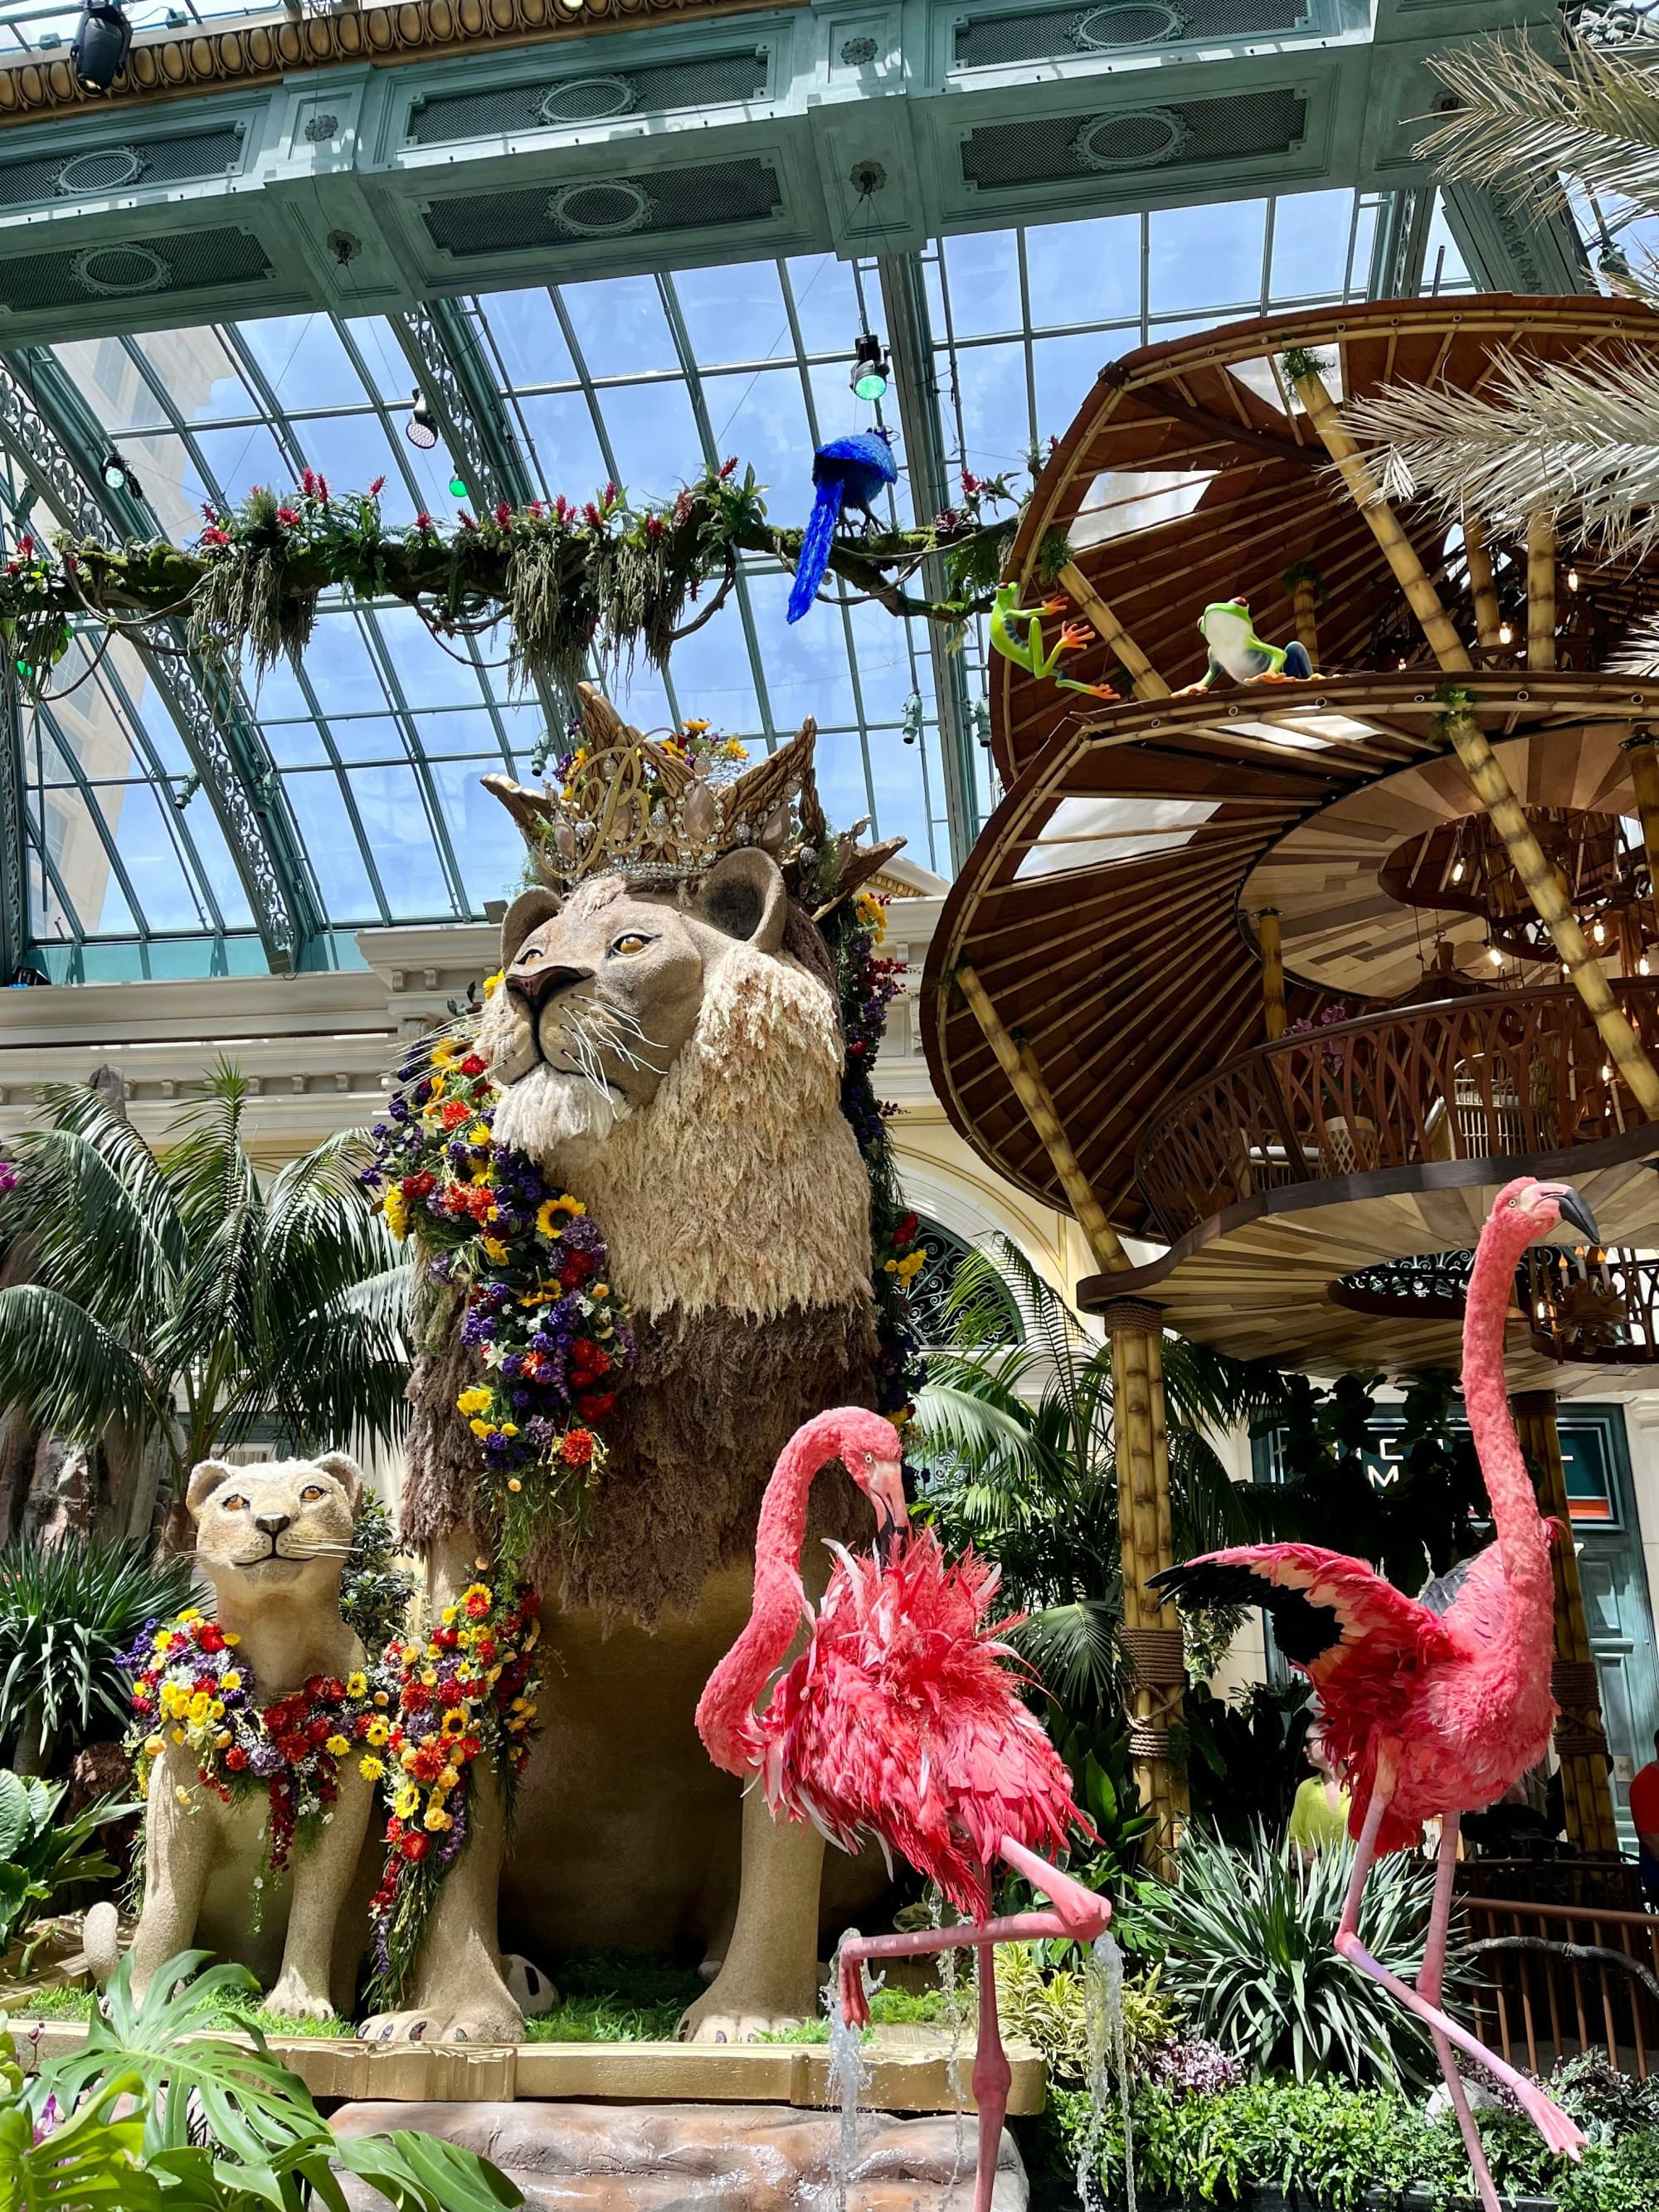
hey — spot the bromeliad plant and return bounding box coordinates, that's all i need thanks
[1141,1820,1475,2096]
[0,1067,407,1548]
[0,1534,193,1774]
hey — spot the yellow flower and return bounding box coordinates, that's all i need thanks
[683,718,710,735]
[425,1805,454,1832]
[461,1582,491,1606]
[346,1672,367,1699]
[421,1667,438,1687]
[393,1783,420,1818]
[431,1040,459,1067]
[176,1786,192,1806]
[144,1734,163,1757]
[367,1719,391,1746]
[468,1123,491,1147]
[507,1478,522,1495]
[383,1187,408,1240]
[592,1282,609,1300]
[325,1733,350,1757]
[483,970,503,999]
[469,1417,491,1438]
[179,1608,202,1624]
[441,1605,459,1626]
[224,1632,240,1647]
[440,1711,467,1738]
[153,1631,173,1652]
[426,1072,446,1100]
[854,888,888,941]
[221,1670,241,1692]
[188,1692,212,1723]
[721,737,748,761]
[208,1699,224,1720]
[214,1730,232,1750]
[438,1766,460,1791]
[482,1236,510,1264]
[359,1756,385,1782]
[500,1422,518,1439]
[172,1728,185,1745]
[456,1388,492,1417]
[400,1748,420,1772]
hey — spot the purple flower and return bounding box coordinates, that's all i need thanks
[0,1162,17,1196]
[32,2093,59,2143]
[250,1742,283,1779]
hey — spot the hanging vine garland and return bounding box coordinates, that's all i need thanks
[1,461,1062,699]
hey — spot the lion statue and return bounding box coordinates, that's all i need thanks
[88,1454,377,2018]
[372,697,898,2044]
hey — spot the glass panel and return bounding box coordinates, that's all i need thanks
[173,798,255,931]
[292,413,405,511]
[236,315,369,414]
[295,615,394,717]
[413,707,508,758]
[591,379,702,502]
[52,337,163,435]
[124,431,212,542]
[1149,200,1267,316]
[516,391,611,499]
[324,714,409,766]
[88,780,207,933]
[699,365,811,492]
[951,341,1034,482]
[673,261,791,368]
[281,771,382,923]
[746,569,854,729]
[130,326,256,426]
[784,254,865,359]
[343,765,455,920]
[1271,187,1359,300]
[192,424,293,505]
[1033,333,1114,445]
[478,289,579,391]
[940,231,1023,340]
[32,783,136,936]
[373,605,489,710]
[430,759,534,913]
[346,317,426,402]
[1027,216,1141,328]
[559,275,679,377]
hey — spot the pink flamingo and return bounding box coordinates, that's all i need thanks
[697,1406,1110,2212]
[1154,1175,1594,2210]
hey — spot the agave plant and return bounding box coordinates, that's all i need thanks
[1142,1821,1475,2095]
[0,1065,406,1545]
[911,1237,1287,1722]
[0,1534,193,1772]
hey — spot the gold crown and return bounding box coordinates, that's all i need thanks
[483,686,819,891]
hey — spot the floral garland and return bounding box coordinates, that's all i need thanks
[824,889,927,1418]
[125,1608,382,1921]
[364,1578,540,2012]
[367,1021,635,1556]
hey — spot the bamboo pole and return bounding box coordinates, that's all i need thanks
[1104,1299,1188,1874]
[1437,698,1659,1118]
[956,960,1129,1276]
[1258,909,1287,1041]
[1058,562,1171,701]
[1526,512,1557,671]
[1512,1392,1621,1858]
[1285,355,1472,675]
[1284,566,1320,667]
[1626,737,1659,914]
[1464,512,1502,649]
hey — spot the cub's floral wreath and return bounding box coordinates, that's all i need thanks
[2,459,1057,698]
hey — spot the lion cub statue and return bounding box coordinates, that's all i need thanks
[88,1453,379,2019]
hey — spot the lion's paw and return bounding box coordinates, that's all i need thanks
[679,1974,812,2044]
[265,1970,336,2024]
[356,2000,523,2044]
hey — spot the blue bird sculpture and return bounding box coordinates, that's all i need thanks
[786,429,898,624]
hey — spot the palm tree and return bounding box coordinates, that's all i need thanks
[0,1065,406,1547]
[1340,27,1659,598]
[910,1237,1284,1723]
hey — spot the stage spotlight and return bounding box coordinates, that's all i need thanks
[406,390,439,452]
[71,2,132,95]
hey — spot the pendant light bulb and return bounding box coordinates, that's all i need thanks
[406,389,439,452]
[1451,859,1465,883]
[1498,620,1514,645]
[1568,568,1580,592]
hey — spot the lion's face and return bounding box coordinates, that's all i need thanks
[478,848,788,1119]
[186,1452,361,1599]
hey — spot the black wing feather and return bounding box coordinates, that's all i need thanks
[1149,1559,1344,1668]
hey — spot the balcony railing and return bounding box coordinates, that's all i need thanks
[1135,984,1659,1244]
[1462,1893,1659,2079]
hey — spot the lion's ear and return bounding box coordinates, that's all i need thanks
[501,888,562,969]
[187,1459,237,1521]
[695,848,786,955]
[311,1451,363,1515]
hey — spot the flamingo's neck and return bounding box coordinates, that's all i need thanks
[1463,1207,1554,1609]
[695,1427,830,1772]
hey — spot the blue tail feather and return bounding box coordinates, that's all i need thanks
[787,479,845,625]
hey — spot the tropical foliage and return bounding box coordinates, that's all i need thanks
[1,1949,522,2209]
[1138,1821,1473,2096]
[911,1238,1283,1726]
[0,1067,406,1543]
[0,1772,131,1971]
[0,1534,192,1773]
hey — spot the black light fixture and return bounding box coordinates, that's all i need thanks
[850,331,889,403]
[100,450,139,498]
[406,388,438,452]
[70,2,132,95]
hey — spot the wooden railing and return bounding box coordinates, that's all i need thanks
[1462,1894,1659,2079]
[1135,984,1659,1243]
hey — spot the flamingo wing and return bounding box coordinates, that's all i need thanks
[1418,1540,1508,1647]
[1151,1543,1460,1686]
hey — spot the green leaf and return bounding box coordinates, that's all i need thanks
[336,2130,523,2209]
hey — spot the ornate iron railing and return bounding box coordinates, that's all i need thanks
[1135,984,1659,1244]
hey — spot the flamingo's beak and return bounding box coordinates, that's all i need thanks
[1554,1185,1600,1243]
[867,1459,908,1535]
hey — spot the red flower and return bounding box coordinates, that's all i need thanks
[225,1746,249,1772]
[435,1626,459,1650]
[560,1427,595,1467]
[201,526,230,548]
[465,1589,490,1620]
[719,456,737,479]
[278,1732,309,1763]
[570,1341,610,1382]
[460,1053,486,1077]
[558,1251,596,1290]
[197,1622,226,1654]
[494,501,513,527]
[645,514,664,539]
[301,469,317,496]
[307,1716,333,1746]
[416,512,432,531]
[576,1389,616,1421]
[319,1678,347,1703]
[894,1212,918,1247]
[440,1099,471,1128]
[403,1681,431,1712]
[403,1170,435,1199]
[401,1832,430,1861]
[276,504,300,527]
[582,502,601,527]
[369,475,386,497]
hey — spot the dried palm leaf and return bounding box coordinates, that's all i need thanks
[1342,344,1659,560]
[1418,32,1659,216]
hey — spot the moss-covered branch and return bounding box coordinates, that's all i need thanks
[4,461,1035,699]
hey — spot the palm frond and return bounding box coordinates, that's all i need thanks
[1417,32,1659,217]
[1010,1597,1122,1717]
[1342,344,1659,560]
[1165,1426,1255,1555]
[0,1284,155,1442]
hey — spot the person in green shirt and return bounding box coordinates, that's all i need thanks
[1288,1718,1352,1864]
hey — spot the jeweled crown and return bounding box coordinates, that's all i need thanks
[483,685,818,891]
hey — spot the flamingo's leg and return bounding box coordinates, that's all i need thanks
[971,1944,1010,2212]
[1418,1816,1502,2212]
[995,1836,1113,1940]
[1334,1796,1585,2165]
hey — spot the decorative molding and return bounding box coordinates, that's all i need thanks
[0,0,795,124]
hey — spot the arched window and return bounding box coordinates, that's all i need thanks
[907,1216,1024,1345]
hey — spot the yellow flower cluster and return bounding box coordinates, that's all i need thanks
[535,1194,586,1237]
[855,889,888,942]
[884,1248,926,1285]
[387,1582,540,1843]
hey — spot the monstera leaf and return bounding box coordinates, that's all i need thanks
[0,2069,157,2211]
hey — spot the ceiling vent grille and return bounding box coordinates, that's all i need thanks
[953,0,1310,70]
[0,124,245,212]
[0,226,274,314]
[421,158,782,259]
[961,86,1306,188]
[407,52,768,146]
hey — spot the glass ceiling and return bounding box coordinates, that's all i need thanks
[6,186,1476,980]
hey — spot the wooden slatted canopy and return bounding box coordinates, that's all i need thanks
[924,671,1659,1242]
[993,294,1659,784]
